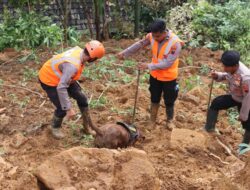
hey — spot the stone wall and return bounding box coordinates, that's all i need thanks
[0,0,95,30]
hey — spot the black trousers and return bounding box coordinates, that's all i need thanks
[149,75,179,108]
[40,81,88,118]
[210,94,250,130]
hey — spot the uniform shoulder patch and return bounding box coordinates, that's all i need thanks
[242,82,249,93]
[170,45,177,54]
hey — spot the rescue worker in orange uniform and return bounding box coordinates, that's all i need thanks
[118,19,184,129]
[39,41,105,139]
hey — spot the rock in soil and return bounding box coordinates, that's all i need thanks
[35,147,161,190]
[181,93,200,106]
[10,133,29,148]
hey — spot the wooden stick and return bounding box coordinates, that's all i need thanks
[207,79,214,115]
[179,66,202,70]
[39,100,46,108]
[25,122,49,135]
[0,107,6,114]
[216,137,235,157]
[73,114,82,123]
[88,94,93,104]
[0,54,24,67]
[132,70,140,124]
[111,63,134,68]
[1,84,45,98]
[97,84,110,102]
[208,152,229,165]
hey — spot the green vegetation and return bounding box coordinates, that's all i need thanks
[8,93,30,108]
[227,107,243,133]
[0,9,80,51]
[89,96,108,109]
[199,65,211,75]
[181,75,202,92]
[186,56,193,66]
[65,121,94,148]
[227,108,239,125]
[18,50,40,64]
[22,67,38,81]
[83,55,137,84]
[192,0,250,63]
[168,0,250,63]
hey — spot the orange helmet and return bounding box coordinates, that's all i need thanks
[85,40,105,59]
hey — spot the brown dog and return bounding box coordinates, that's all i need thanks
[90,122,144,149]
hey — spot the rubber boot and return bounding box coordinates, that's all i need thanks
[242,130,250,144]
[204,108,218,132]
[51,115,65,139]
[166,106,175,130]
[238,130,250,153]
[80,107,96,136]
[150,103,160,124]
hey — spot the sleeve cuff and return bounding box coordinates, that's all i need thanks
[61,103,71,111]
[147,63,154,71]
[240,112,248,121]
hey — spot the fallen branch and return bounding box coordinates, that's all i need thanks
[1,84,45,99]
[208,152,229,165]
[73,114,82,124]
[25,122,49,135]
[179,66,202,70]
[88,94,93,105]
[0,54,24,67]
[97,84,110,102]
[216,137,235,157]
[111,63,134,68]
[0,107,6,114]
[39,100,46,108]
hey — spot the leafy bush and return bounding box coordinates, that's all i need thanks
[192,0,250,62]
[0,8,80,51]
[141,0,185,32]
[166,0,250,62]
[166,3,194,42]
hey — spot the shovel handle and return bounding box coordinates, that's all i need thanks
[132,69,141,124]
[207,78,214,113]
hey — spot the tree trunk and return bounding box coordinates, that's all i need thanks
[81,0,94,39]
[103,0,110,40]
[64,0,72,45]
[56,0,72,44]
[94,0,101,41]
[134,0,140,38]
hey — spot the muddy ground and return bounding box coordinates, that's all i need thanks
[0,40,249,190]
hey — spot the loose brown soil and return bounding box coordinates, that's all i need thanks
[0,40,248,189]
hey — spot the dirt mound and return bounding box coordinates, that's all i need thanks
[35,147,161,190]
[233,155,250,189]
[0,157,39,190]
[170,128,207,150]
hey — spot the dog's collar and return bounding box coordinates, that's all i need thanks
[116,122,139,144]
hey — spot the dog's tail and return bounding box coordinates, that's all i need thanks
[89,122,103,136]
[82,108,103,136]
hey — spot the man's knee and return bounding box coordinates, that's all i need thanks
[210,97,221,110]
[165,102,174,108]
[75,92,88,107]
[163,93,177,108]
